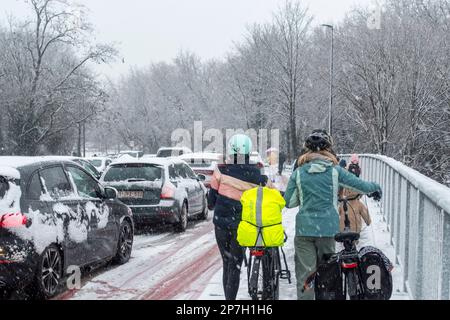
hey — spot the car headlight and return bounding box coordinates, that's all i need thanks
[0,247,5,258]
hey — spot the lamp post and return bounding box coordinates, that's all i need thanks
[321,24,334,137]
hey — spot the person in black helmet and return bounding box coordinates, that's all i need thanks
[284,129,382,300]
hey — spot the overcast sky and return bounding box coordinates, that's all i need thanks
[1,0,374,79]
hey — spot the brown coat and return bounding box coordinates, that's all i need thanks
[339,190,372,233]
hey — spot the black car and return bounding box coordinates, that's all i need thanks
[100,158,208,232]
[0,157,133,299]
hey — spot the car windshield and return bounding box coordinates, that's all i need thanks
[103,164,163,182]
[157,149,183,158]
[183,158,214,168]
[89,159,102,167]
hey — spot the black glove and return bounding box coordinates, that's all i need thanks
[368,190,382,201]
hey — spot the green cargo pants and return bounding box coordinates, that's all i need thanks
[294,236,336,300]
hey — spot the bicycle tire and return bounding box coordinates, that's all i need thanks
[249,256,262,300]
[346,269,362,300]
[261,248,281,300]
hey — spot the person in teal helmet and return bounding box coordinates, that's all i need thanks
[208,134,268,300]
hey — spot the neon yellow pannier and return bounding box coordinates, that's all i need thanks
[237,187,286,247]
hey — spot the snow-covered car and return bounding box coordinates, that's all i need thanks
[142,154,157,159]
[100,157,208,232]
[0,157,133,299]
[156,147,192,158]
[178,152,223,188]
[118,150,144,159]
[86,157,113,174]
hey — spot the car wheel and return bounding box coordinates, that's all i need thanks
[198,197,209,221]
[34,245,63,299]
[114,219,133,265]
[174,202,188,233]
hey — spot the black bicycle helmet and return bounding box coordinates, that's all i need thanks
[304,129,333,151]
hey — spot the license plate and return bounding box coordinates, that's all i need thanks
[118,191,144,199]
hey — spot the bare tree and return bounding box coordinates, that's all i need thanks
[0,0,116,155]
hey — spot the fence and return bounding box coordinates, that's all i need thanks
[341,154,450,300]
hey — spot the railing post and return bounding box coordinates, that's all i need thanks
[442,210,450,299]
[383,162,388,223]
[395,174,402,262]
[389,170,396,244]
[402,181,411,293]
[416,192,424,299]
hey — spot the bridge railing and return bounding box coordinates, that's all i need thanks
[341,154,450,300]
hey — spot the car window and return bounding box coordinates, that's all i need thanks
[175,164,188,179]
[183,158,213,168]
[66,166,100,199]
[89,159,102,167]
[0,176,10,199]
[76,159,100,178]
[158,149,179,158]
[169,165,178,180]
[27,172,43,200]
[103,164,162,182]
[40,166,72,199]
[183,165,197,179]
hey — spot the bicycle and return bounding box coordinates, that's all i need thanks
[334,196,365,300]
[304,194,392,300]
[246,237,291,300]
[308,194,384,300]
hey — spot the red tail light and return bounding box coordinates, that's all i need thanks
[160,182,176,199]
[342,262,358,269]
[0,213,27,228]
[250,250,265,257]
[257,162,264,169]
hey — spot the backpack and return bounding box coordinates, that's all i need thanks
[237,187,286,247]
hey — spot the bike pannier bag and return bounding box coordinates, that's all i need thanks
[358,246,393,300]
[314,255,345,300]
[238,187,286,247]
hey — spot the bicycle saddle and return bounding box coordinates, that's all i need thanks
[334,231,360,243]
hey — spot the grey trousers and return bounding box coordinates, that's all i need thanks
[294,236,336,300]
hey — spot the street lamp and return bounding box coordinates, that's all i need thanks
[321,24,334,137]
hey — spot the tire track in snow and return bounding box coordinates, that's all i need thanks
[54,220,215,300]
[140,244,222,300]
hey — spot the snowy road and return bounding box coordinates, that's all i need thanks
[56,219,220,300]
[54,175,409,300]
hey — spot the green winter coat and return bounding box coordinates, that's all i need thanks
[284,159,381,238]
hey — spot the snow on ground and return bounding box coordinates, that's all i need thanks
[61,173,409,300]
[199,196,410,300]
[65,219,219,300]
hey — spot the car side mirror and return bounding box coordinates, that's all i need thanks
[104,187,118,199]
[197,174,207,182]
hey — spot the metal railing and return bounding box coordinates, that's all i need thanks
[341,154,450,300]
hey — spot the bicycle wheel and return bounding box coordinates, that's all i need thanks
[249,256,262,300]
[346,269,362,300]
[261,248,281,300]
